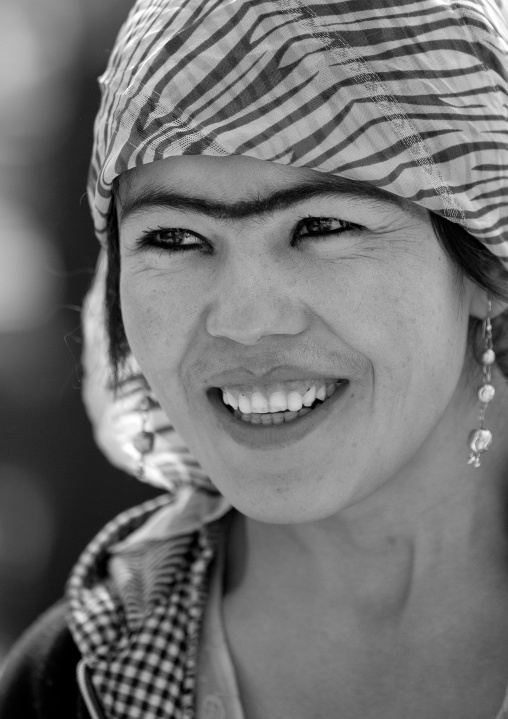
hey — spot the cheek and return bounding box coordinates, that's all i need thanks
[119,268,197,374]
[313,261,407,350]
[314,255,466,395]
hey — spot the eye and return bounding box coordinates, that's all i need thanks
[135,226,208,253]
[294,216,363,240]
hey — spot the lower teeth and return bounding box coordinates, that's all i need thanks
[234,404,317,425]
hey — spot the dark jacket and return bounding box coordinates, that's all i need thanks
[0,600,100,718]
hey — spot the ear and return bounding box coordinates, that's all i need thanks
[468,283,508,321]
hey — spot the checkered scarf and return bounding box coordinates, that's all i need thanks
[88,0,508,268]
[66,487,231,719]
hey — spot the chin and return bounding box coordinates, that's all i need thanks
[229,499,325,525]
[208,469,362,524]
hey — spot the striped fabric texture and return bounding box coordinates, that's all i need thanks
[89,0,508,268]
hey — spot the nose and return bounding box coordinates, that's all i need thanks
[205,259,309,345]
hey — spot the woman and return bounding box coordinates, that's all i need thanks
[2,0,508,717]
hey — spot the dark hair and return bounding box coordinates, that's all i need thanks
[105,201,129,383]
[104,191,508,387]
[428,212,508,379]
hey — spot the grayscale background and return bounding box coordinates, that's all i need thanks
[0,0,162,659]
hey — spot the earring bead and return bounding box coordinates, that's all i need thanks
[477,384,495,403]
[481,349,496,365]
[467,299,494,468]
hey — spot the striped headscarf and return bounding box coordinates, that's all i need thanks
[89,0,508,269]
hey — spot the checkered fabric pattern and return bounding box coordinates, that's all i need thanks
[67,489,230,719]
[89,0,508,268]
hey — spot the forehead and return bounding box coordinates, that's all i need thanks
[118,155,414,209]
[117,155,428,222]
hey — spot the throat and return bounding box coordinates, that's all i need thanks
[225,511,418,626]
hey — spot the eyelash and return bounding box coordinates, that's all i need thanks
[135,217,364,254]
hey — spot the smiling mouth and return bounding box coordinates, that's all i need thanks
[215,380,347,426]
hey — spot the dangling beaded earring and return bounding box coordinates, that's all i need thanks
[132,394,155,480]
[467,299,495,468]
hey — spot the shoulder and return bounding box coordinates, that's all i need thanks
[0,599,84,718]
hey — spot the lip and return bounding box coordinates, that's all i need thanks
[206,381,349,449]
[206,365,343,387]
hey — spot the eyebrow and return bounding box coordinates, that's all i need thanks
[117,174,407,225]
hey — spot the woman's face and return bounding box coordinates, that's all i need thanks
[118,155,477,522]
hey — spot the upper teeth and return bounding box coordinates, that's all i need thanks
[221,380,338,414]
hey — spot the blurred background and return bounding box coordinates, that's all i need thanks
[0,0,162,659]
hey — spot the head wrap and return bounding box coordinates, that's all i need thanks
[83,0,508,493]
[89,0,508,267]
